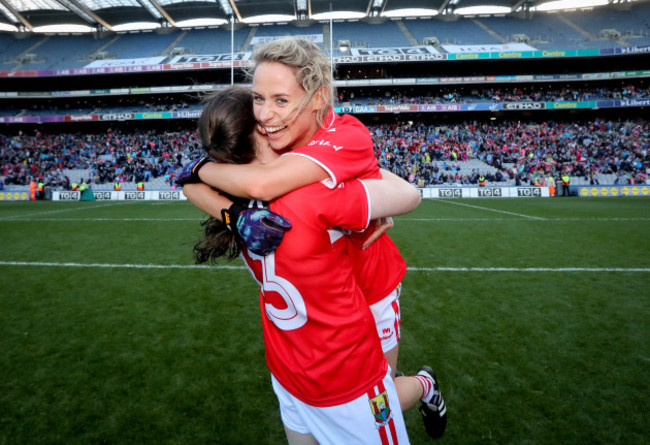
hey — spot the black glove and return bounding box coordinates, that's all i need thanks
[176,157,212,186]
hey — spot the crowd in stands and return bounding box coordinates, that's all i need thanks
[2,84,648,117]
[371,118,649,186]
[0,128,202,189]
[21,97,196,115]
[342,84,649,106]
[1,118,649,190]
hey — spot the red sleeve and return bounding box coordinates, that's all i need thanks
[283,113,381,188]
[322,180,371,231]
[274,179,371,233]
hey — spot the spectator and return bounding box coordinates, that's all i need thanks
[2,118,648,189]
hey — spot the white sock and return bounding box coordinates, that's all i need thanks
[415,375,436,404]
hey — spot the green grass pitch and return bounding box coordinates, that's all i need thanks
[1,197,649,444]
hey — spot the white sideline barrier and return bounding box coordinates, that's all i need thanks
[0,190,30,201]
[577,185,650,197]
[51,187,550,201]
[419,186,550,199]
[52,190,188,201]
[44,186,650,201]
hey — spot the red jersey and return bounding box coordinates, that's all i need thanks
[285,111,407,304]
[241,180,387,406]
[286,111,378,189]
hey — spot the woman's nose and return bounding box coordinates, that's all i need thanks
[256,103,272,123]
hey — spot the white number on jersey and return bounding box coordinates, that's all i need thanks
[248,251,308,331]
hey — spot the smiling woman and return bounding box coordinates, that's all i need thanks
[182,36,448,441]
[251,40,333,155]
[195,37,344,201]
[252,61,319,150]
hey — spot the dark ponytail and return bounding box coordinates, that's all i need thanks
[193,86,257,264]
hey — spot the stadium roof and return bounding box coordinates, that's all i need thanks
[0,0,643,33]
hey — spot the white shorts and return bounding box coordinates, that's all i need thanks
[369,284,402,353]
[271,370,410,445]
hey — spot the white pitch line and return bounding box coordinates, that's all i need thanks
[0,261,240,270]
[408,266,650,272]
[0,201,135,220]
[1,261,648,272]
[4,216,649,223]
[400,217,650,222]
[436,199,545,220]
[0,218,199,222]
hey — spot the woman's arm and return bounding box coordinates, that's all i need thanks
[362,169,421,220]
[360,217,393,250]
[182,183,232,218]
[198,155,328,202]
[187,168,420,222]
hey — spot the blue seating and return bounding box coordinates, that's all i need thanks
[0,33,42,65]
[479,16,552,43]
[250,22,326,51]
[332,20,410,49]
[479,15,585,49]
[564,7,646,37]
[252,22,324,38]
[102,31,177,58]
[177,28,249,54]
[0,2,648,72]
[626,35,650,47]
[21,35,106,69]
[404,18,499,45]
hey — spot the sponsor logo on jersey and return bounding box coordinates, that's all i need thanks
[380,327,393,341]
[307,139,344,151]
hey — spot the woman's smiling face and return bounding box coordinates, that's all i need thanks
[252,61,323,153]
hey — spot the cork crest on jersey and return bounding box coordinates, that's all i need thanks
[368,390,393,428]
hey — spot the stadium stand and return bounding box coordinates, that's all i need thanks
[101,31,179,59]
[510,14,588,50]
[332,20,412,49]
[18,35,107,70]
[252,22,325,40]
[1,2,649,194]
[564,5,648,38]
[0,33,41,70]
[2,83,647,118]
[403,17,500,46]
[176,28,250,54]
[2,117,648,191]
[0,4,648,66]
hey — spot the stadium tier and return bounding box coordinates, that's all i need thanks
[0,4,648,70]
[2,118,648,193]
[1,2,649,194]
